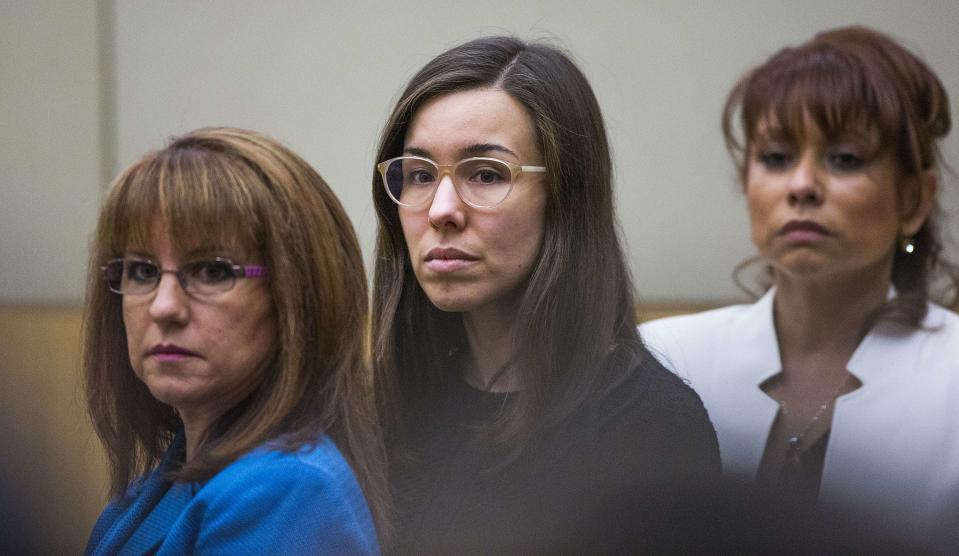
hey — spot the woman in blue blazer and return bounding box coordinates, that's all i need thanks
[83,128,387,554]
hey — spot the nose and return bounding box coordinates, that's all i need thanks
[787,152,823,206]
[147,272,190,325]
[427,173,466,230]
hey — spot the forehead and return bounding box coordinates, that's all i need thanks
[404,88,540,161]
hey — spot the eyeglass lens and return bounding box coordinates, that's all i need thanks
[103,259,239,296]
[383,158,514,207]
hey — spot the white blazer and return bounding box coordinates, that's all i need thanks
[640,289,959,545]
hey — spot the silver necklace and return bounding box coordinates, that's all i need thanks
[777,374,851,452]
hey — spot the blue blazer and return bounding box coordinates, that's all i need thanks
[85,431,379,555]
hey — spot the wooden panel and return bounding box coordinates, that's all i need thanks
[0,305,107,553]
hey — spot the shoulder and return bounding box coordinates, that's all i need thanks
[914,302,959,366]
[640,302,754,347]
[582,354,721,477]
[184,435,379,555]
[639,301,759,379]
[923,302,959,337]
[874,302,959,362]
[214,435,359,488]
[603,353,713,431]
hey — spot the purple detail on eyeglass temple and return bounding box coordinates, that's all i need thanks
[243,266,268,277]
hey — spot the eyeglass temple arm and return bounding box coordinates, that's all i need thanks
[520,166,546,173]
[238,265,268,278]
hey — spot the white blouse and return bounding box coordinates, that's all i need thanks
[640,289,959,546]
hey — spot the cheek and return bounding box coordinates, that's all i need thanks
[845,192,900,243]
[492,203,545,271]
[398,210,426,254]
[233,297,277,370]
[745,188,772,245]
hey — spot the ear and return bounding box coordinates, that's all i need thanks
[900,169,937,236]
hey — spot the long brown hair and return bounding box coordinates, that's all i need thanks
[371,37,643,457]
[83,127,389,536]
[722,25,957,323]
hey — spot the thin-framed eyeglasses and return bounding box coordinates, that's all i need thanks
[102,257,268,297]
[377,156,546,209]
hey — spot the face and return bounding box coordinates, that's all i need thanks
[122,220,276,425]
[745,117,910,283]
[398,88,547,317]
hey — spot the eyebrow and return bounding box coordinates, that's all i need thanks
[403,143,519,159]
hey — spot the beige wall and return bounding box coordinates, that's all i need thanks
[0,2,102,304]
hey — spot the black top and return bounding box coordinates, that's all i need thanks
[390,355,721,554]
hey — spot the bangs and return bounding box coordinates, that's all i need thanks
[741,45,898,152]
[101,145,267,259]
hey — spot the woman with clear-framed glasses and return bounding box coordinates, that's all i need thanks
[83,127,386,554]
[371,36,720,553]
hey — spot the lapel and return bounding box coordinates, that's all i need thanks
[89,430,186,556]
[820,303,920,504]
[708,289,782,478]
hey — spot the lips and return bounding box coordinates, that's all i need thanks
[779,220,830,236]
[425,247,479,262]
[424,246,479,273]
[147,344,199,360]
[778,220,830,243]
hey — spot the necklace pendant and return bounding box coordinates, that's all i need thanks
[787,436,802,449]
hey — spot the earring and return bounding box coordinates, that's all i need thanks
[900,235,916,254]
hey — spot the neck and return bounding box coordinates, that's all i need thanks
[462,301,521,393]
[178,408,221,463]
[773,264,891,374]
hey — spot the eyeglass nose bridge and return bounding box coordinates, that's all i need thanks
[152,267,194,295]
[427,163,470,206]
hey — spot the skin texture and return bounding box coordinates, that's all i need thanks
[398,87,547,390]
[747,122,912,286]
[122,220,276,458]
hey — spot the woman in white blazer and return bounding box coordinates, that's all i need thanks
[641,26,959,548]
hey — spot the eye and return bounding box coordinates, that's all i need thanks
[406,168,436,187]
[468,166,508,185]
[126,260,159,284]
[187,260,236,285]
[755,146,794,171]
[826,150,865,172]
[409,169,435,184]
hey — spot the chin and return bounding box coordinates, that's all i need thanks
[421,285,482,313]
[141,376,206,409]
[425,295,478,313]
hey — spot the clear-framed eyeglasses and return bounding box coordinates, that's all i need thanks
[101,257,268,297]
[377,156,546,209]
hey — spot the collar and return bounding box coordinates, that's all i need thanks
[739,286,906,388]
